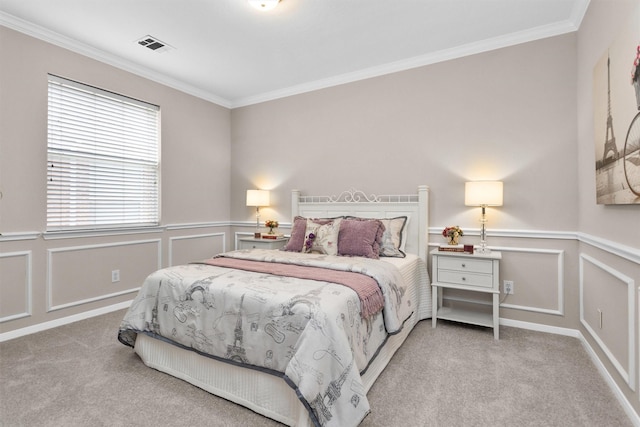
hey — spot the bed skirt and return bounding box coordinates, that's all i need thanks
[135,313,427,426]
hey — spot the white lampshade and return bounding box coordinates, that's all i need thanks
[465,181,503,207]
[248,0,280,11]
[246,189,270,207]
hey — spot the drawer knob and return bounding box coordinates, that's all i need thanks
[461,263,466,268]
[462,277,466,281]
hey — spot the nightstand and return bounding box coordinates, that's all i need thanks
[431,248,502,339]
[237,237,289,250]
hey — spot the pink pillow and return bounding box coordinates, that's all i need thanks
[283,216,307,251]
[337,219,384,259]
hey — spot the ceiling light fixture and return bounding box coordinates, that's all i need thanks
[248,0,280,11]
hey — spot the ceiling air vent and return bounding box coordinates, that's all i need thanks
[136,35,173,53]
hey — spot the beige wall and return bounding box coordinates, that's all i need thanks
[231,32,583,321]
[228,33,590,339]
[1,0,640,418]
[229,0,640,415]
[575,0,640,413]
[231,34,580,231]
[0,27,231,230]
[577,0,640,248]
[0,26,230,332]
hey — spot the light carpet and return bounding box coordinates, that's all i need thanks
[0,309,632,426]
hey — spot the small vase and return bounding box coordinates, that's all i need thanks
[268,227,275,235]
[448,232,459,245]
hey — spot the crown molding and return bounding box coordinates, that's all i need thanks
[569,0,590,29]
[1,0,590,111]
[0,12,232,108]
[231,13,587,108]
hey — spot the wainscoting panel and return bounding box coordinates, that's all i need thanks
[580,253,636,391]
[496,247,565,316]
[0,251,32,322]
[169,232,226,266]
[47,239,161,312]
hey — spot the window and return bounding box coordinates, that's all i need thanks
[47,75,160,231]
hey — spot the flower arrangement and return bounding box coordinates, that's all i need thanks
[442,225,464,239]
[264,220,279,229]
[265,219,279,234]
[442,226,463,245]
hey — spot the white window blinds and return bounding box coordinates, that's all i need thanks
[47,75,160,231]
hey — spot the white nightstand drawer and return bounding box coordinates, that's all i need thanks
[437,270,493,288]
[438,257,493,274]
[237,237,288,250]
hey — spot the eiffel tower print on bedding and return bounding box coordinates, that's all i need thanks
[118,249,417,427]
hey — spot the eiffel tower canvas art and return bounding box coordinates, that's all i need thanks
[593,7,640,205]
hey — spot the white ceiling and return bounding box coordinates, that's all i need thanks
[0,0,589,108]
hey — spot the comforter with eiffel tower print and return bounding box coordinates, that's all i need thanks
[118,249,414,427]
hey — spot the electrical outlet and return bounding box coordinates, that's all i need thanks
[111,269,120,283]
[503,280,514,295]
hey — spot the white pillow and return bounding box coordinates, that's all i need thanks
[378,216,408,257]
[303,218,342,256]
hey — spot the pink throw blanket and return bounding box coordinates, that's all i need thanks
[203,257,384,319]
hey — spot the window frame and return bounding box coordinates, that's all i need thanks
[46,74,161,233]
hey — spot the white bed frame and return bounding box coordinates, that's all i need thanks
[135,185,431,426]
[292,185,429,263]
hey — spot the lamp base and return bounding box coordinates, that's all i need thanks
[478,207,491,254]
[476,245,491,254]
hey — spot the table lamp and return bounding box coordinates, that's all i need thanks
[246,189,270,237]
[465,181,503,253]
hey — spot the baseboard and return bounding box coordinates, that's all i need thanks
[578,331,640,427]
[499,317,581,337]
[0,300,132,343]
[500,317,640,427]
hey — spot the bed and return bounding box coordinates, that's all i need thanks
[118,186,431,427]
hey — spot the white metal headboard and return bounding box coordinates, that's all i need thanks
[291,185,429,262]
